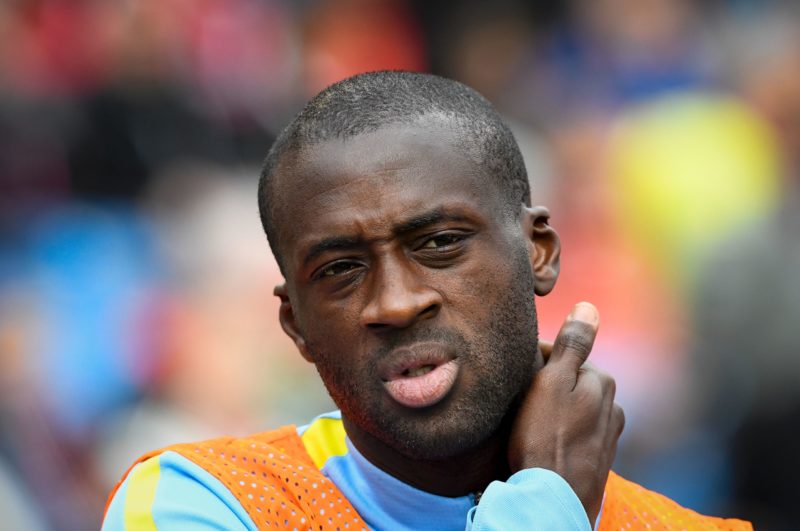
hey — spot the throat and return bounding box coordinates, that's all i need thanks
[342,415,511,497]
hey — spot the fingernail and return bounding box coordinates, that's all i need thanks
[568,302,599,326]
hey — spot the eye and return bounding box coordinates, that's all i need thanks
[314,260,361,280]
[419,233,465,250]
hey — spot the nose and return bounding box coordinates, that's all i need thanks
[360,256,442,330]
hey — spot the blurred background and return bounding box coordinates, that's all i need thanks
[0,0,798,529]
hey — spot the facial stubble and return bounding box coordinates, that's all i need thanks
[307,248,539,461]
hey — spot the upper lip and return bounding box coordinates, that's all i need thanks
[378,342,456,382]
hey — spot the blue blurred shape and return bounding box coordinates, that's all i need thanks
[24,203,162,437]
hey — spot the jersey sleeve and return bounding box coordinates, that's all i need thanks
[465,468,592,531]
[101,451,256,530]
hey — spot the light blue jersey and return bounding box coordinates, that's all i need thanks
[104,411,594,530]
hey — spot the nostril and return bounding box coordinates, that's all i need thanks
[367,322,389,330]
[419,304,439,318]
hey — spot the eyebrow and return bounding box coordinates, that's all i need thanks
[301,207,472,267]
[303,236,363,267]
[393,207,469,235]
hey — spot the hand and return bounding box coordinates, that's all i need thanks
[507,302,625,524]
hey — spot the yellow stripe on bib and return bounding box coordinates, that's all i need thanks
[123,456,161,530]
[301,417,348,469]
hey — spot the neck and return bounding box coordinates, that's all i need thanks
[340,345,545,497]
[342,412,514,498]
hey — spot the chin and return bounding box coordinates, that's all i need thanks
[368,392,516,461]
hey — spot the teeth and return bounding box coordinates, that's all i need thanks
[406,365,434,378]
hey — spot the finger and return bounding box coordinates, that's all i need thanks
[573,364,604,400]
[613,403,625,436]
[579,364,614,393]
[539,341,553,363]
[549,302,600,373]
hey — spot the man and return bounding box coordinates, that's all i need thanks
[103,72,750,530]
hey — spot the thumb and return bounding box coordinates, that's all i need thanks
[547,302,600,374]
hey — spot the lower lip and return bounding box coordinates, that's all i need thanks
[383,360,459,408]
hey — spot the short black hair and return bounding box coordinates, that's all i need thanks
[258,71,530,272]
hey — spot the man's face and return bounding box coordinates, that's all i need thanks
[273,121,556,460]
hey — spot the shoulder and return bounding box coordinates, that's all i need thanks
[102,423,364,530]
[600,472,752,530]
[102,450,256,530]
[102,425,306,531]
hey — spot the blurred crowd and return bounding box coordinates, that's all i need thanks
[1,0,798,529]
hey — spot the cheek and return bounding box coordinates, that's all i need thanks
[297,299,379,379]
[296,291,361,341]
[438,250,522,318]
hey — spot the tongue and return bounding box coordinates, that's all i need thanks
[384,360,458,408]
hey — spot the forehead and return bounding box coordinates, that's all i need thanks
[273,123,507,264]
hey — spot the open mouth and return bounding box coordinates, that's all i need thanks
[403,364,437,378]
[380,347,460,409]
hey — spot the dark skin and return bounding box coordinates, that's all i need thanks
[271,121,624,523]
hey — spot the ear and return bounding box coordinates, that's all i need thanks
[521,205,561,296]
[274,283,314,362]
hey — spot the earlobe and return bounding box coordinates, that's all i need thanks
[522,206,561,296]
[274,283,314,362]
